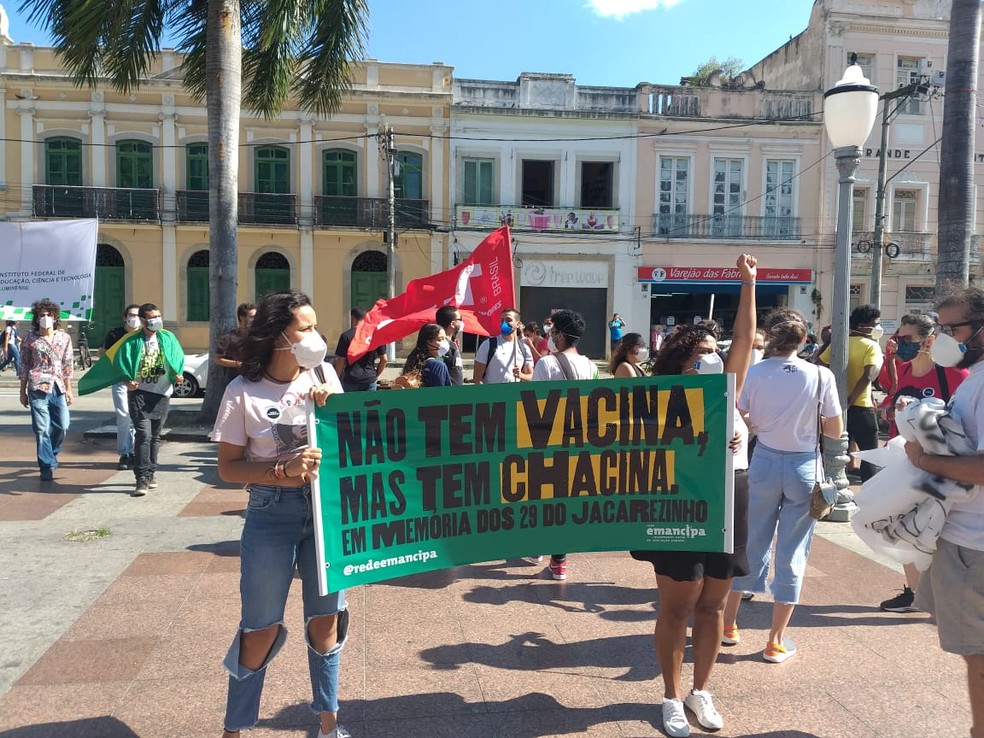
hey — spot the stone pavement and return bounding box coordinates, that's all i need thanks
[0,387,971,738]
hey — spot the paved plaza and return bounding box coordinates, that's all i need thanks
[0,382,971,738]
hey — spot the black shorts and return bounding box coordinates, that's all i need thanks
[629,469,750,582]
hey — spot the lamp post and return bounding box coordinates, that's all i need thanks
[822,60,879,518]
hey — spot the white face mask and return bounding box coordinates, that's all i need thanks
[125,315,141,330]
[436,339,450,357]
[146,317,163,332]
[282,331,328,370]
[751,348,764,365]
[870,325,885,341]
[635,346,649,362]
[693,352,724,374]
[38,316,55,330]
[548,336,559,353]
[932,331,976,368]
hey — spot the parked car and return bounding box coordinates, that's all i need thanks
[173,352,209,398]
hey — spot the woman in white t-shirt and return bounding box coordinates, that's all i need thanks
[211,290,348,738]
[723,308,843,668]
[630,254,757,738]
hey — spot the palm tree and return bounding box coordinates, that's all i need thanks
[936,0,981,297]
[19,0,368,421]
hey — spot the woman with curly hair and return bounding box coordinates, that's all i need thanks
[607,332,648,378]
[723,307,843,666]
[631,255,757,737]
[396,323,452,388]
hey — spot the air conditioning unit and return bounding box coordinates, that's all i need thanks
[932,69,946,87]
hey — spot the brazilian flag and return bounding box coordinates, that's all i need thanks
[78,329,185,395]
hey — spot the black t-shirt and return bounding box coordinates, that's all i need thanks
[102,325,128,351]
[443,340,464,386]
[335,328,384,388]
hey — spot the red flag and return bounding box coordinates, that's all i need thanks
[347,226,515,361]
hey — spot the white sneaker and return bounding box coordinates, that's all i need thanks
[317,726,351,738]
[661,698,690,737]
[684,688,724,730]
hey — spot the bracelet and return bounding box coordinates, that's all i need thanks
[741,281,756,286]
[272,459,287,479]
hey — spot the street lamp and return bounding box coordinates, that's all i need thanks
[822,59,878,518]
[823,59,879,410]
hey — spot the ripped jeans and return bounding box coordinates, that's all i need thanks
[223,484,348,732]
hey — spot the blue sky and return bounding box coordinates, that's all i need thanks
[2,0,815,88]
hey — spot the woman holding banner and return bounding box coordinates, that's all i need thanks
[722,308,842,666]
[211,289,349,738]
[630,254,757,737]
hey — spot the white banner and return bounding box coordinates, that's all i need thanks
[0,219,98,321]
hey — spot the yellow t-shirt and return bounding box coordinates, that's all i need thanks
[819,335,880,408]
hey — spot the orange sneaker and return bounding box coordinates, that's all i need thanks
[722,625,740,645]
[763,638,797,663]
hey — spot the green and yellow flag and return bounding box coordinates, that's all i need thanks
[78,329,185,395]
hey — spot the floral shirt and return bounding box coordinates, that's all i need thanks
[19,330,74,394]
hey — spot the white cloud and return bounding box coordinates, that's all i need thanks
[585,0,684,19]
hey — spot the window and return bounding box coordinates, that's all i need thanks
[116,140,153,188]
[764,159,795,236]
[521,160,554,207]
[255,251,291,301]
[394,151,423,200]
[187,250,210,322]
[45,137,83,186]
[186,144,208,190]
[462,158,495,205]
[255,146,291,193]
[323,149,357,196]
[852,188,869,234]
[892,189,918,232]
[657,156,689,235]
[849,52,875,84]
[905,285,935,305]
[580,161,614,208]
[712,157,743,237]
[849,283,864,313]
[897,58,924,115]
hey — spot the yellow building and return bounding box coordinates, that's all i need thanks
[0,40,451,351]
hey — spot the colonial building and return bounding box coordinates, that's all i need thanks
[0,32,451,350]
[748,0,984,325]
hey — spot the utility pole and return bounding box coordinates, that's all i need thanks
[383,126,397,361]
[869,79,929,311]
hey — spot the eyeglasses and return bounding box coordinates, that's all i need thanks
[937,321,975,337]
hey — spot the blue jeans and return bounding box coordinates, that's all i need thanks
[111,382,134,456]
[223,484,348,731]
[28,386,70,471]
[0,342,19,373]
[731,443,820,604]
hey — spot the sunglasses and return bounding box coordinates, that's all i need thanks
[937,321,975,337]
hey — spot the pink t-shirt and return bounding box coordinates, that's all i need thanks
[210,364,343,462]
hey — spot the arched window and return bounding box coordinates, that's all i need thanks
[394,151,423,200]
[323,149,357,196]
[350,250,388,313]
[186,143,209,190]
[187,250,210,322]
[45,137,83,186]
[255,251,290,301]
[117,140,154,188]
[255,146,291,193]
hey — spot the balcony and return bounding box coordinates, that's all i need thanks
[33,185,160,222]
[455,204,620,233]
[652,213,800,240]
[313,196,430,229]
[852,231,933,261]
[238,192,297,226]
[176,190,209,222]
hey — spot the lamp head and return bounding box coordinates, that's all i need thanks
[823,63,879,149]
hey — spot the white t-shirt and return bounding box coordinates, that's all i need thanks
[476,336,534,384]
[211,364,344,462]
[939,361,984,549]
[136,334,174,397]
[738,355,841,453]
[532,352,598,381]
[733,409,749,471]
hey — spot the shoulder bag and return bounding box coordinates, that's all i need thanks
[809,366,838,520]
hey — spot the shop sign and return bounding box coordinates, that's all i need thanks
[637,266,812,284]
[523,260,608,289]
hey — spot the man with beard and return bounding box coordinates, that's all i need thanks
[435,305,464,386]
[903,287,984,738]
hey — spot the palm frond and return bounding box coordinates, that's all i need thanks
[240,0,308,119]
[19,0,109,87]
[294,0,368,117]
[99,0,166,92]
[173,0,208,100]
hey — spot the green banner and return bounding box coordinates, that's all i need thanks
[312,374,734,593]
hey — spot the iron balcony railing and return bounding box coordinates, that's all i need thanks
[33,185,160,222]
[313,196,430,229]
[652,213,801,240]
[176,190,210,222]
[238,192,297,226]
[852,230,933,261]
[454,204,621,233]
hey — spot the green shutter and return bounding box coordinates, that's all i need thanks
[45,137,83,186]
[323,149,357,196]
[395,151,423,200]
[187,267,210,321]
[117,140,153,188]
[187,144,209,190]
[255,146,291,193]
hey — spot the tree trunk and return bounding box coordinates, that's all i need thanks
[936,0,981,298]
[200,0,242,423]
